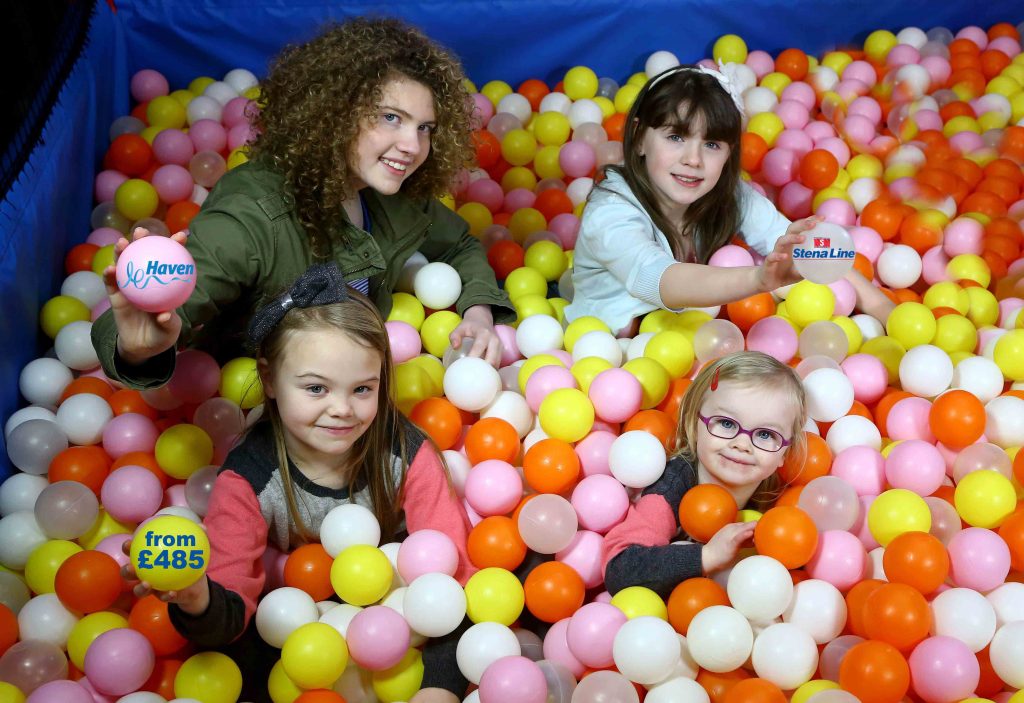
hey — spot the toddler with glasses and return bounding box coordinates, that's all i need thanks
[602,351,808,597]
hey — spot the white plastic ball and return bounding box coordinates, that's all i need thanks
[19,357,73,407]
[202,80,238,106]
[626,333,653,360]
[456,622,521,685]
[443,357,501,412]
[185,95,223,125]
[571,330,622,366]
[876,244,922,289]
[320,503,381,556]
[609,431,666,488]
[847,178,882,213]
[403,573,467,638]
[645,677,709,703]
[894,64,931,100]
[727,556,794,624]
[223,68,259,94]
[825,414,882,454]
[16,593,78,648]
[568,99,603,130]
[481,391,534,438]
[60,271,106,309]
[539,92,572,115]
[413,262,462,311]
[318,603,363,638]
[7,419,69,475]
[803,367,855,422]
[611,616,681,685]
[54,321,99,371]
[0,473,49,516]
[951,356,1004,404]
[984,395,1024,448]
[516,315,565,358]
[496,94,532,124]
[685,605,754,673]
[899,344,953,397]
[896,27,928,48]
[645,51,680,77]
[442,450,471,498]
[989,621,1024,689]
[985,583,1024,629]
[744,86,779,115]
[783,578,847,644]
[810,66,840,94]
[566,177,594,206]
[255,587,320,648]
[55,392,113,446]
[930,587,997,653]
[751,622,819,690]
[5,406,57,440]
[118,692,168,703]
[851,313,885,342]
[0,511,48,569]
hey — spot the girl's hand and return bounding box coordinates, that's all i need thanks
[756,216,821,292]
[120,538,211,615]
[449,305,503,368]
[103,227,187,365]
[701,521,757,576]
[409,689,460,703]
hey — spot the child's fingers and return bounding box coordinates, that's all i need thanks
[789,216,823,233]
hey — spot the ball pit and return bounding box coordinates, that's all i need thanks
[3,18,1024,703]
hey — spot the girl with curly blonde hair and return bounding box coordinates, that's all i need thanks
[95,17,512,397]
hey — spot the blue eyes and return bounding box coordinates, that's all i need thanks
[667,133,721,149]
[381,113,435,134]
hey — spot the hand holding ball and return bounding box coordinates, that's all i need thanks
[116,235,197,312]
[129,515,210,591]
[792,222,855,284]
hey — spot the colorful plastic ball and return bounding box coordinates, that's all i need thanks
[464,568,525,626]
[153,424,213,480]
[523,561,585,624]
[563,66,599,100]
[218,357,263,409]
[993,330,1024,380]
[537,388,594,443]
[129,514,210,591]
[330,545,393,606]
[587,368,642,424]
[33,480,100,541]
[443,356,501,412]
[39,295,90,340]
[173,651,243,703]
[280,622,348,688]
[478,655,547,703]
[954,470,1018,529]
[887,302,937,349]
[517,493,579,555]
[685,605,753,672]
[867,489,932,546]
[947,527,1011,593]
[608,429,666,489]
[115,236,197,314]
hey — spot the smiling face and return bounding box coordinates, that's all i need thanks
[261,327,382,477]
[639,109,731,224]
[347,75,437,195]
[694,380,797,496]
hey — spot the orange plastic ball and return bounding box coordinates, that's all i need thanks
[678,484,738,543]
[107,389,161,419]
[523,561,585,623]
[110,451,169,490]
[845,578,886,638]
[487,240,525,280]
[54,550,123,613]
[778,432,831,486]
[295,691,348,703]
[799,149,840,190]
[666,577,729,635]
[284,543,335,602]
[753,506,819,569]
[464,417,521,465]
[129,595,189,656]
[473,129,502,170]
[60,376,114,403]
[775,48,810,81]
[838,640,910,703]
[722,678,786,703]
[998,509,1024,573]
[0,603,19,657]
[65,243,101,275]
[698,668,751,703]
[47,446,112,497]
[862,583,932,651]
[726,293,775,332]
[523,439,581,494]
[623,409,676,452]
[106,133,153,176]
[467,516,527,571]
[656,377,692,423]
[517,79,551,111]
[928,389,986,449]
[165,201,201,234]
[882,530,949,595]
[740,132,769,173]
[533,189,574,222]
[410,397,464,450]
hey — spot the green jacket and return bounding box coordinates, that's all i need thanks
[92,160,513,389]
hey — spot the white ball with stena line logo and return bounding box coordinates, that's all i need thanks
[791,222,856,285]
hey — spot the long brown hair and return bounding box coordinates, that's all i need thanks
[256,290,410,541]
[604,66,743,263]
[249,17,474,259]
[674,352,808,511]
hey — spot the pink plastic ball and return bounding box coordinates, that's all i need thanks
[912,109,944,132]
[464,459,523,516]
[150,165,193,204]
[988,36,1022,57]
[558,142,596,179]
[167,349,221,403]
[542,618,586,678]
[26,680,94,703]
[920,57,952,88]
[164,483,188,509]
[889,177,919,201]
[885,440,946,496]
[221,97,254,128]
[843,61,878,87]
[130,69,169,103]
[548,213,581,250]
[848,97,883,126]
[804,121,836,141]
[478,656,547,703]
[466,178,505,214]
[950,131,984,155]
[775,100,810,129]
[87,227,123,247]
[850,226,884,262]
[886,397,936,442]
[101,465,163,524]
[816,198,856,226]
[542,348,573,367]
[842,114,877,148]
[151,129,194,167]
[574,430,616,477]
[998,298,1024,327]
[955,26,988,50]
[921,245,952,285]
[886,44,921,68]
[708,244,755,268]
[781,82,817,110]
[762,148,799,187]
[556,530,606,588]
[472,93,495,129]
[827,277,857,317]
[565,602,627,669]
[525,365,578,414]
[188,119,228,154]
[82,628,155,696]
[947,527,1011,592]
[746,316,799,363]
[779,182,813,219]
[745,50,775,78]
[588,369,642,424]
[346,606,411,671]
[101,412,159,458]
[397,529,459,582]
[851,495,881,550]
[943,218,984,257]
[776,129,815,157]
[805,529,868,591]
[384,321,422,364]
[815,137,852,167]
[115,236,197,313]
[493,324,521,367]
[835,79,870,104]
[95,171,128,203]
[840,354,889,405]
[831,446,886,496]
[571,474,629,534]
[94,533,132,571]
[227,123,256,151]
[908,636,980,703]
[503,188,536,213]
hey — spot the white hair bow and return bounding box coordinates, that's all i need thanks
[648,62,747,116]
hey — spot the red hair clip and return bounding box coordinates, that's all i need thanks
[710,367,720,391]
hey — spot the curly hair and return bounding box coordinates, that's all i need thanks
[248,17,474,258]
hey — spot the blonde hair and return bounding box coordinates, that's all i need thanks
[674,351,808,511]
[256,290,409,542]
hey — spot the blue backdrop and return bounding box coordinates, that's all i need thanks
[1,0,1022,475]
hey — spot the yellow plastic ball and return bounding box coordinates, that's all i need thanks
[923,281,970,314]
[174,652,243,703]
[954,470,1018,529]
[746,112,786,147]
[481,80,513,106]
[943,115,982,138]
[281,622,349,689]
[713,34,748,64]
[130,514,211,590]
[760,72,793,97]
[864,30,898,62]
[674,309,714,334]
[67,611,129,669]
[501,129,538,167]
[564,317,611,353]
[188,77,215,94]
[78,510,133,550]
[861,336,907,384]
[965,287,999,328]
[524,241,568,281]
[622,357,671,409]
[533,112,572,146]
[139,125,162,145]
[420,310,462,358]
[372,649,424,703]
[593,96,615,119]
[514,294,555,321]
[821,51,854,75]
[394,362,434,415]
[563,66,599,101]
[611,586,668,620]
[947,254,991,288]
[792,680,842,703]
[155,424,214,479]
[614,84,642,114]
[505,266,549,300]
[518,353,566,394]
[737,509,763,523]
[507,207,547,243]
[639,309,679,335]
[570,356,614,395]
[993,330,1024,381]
[886,302,937,348]
[831,316,864,355]
[331,545,393,606]
[644,330,695,379]
[439,193,456,211]
[226,147,249,170]
[40,295,90,339]
[867,488,931,546]
[987,76,1021,99]
[147,96,187,130]
[91,244,116,276]
[978,111,1009,131]
[846,154,884,180]
[539,388,595,443]
[0,682,25,703]
[457,201,493,237]
[533,145,565,180]
[464,567,525,625]
[786,281,836,327]
[387,292,426,331]
[220,357,264,409]
[405,355,445,397]
[268,660,302,703]
[812,188,853,211]
[114,178,160,221]
[932,314,977,355]
[501,166,538,193]
[548,297,568,323]
[25,540,82,595]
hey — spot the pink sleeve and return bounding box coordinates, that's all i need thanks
[602,494,679,575]
[402,443,478,585]
[203,470,269,626]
